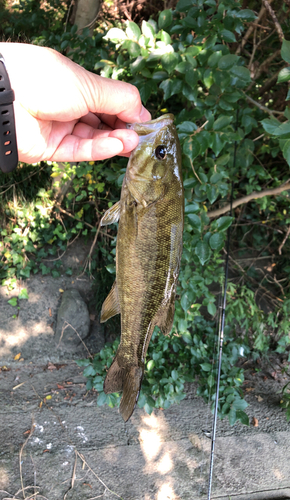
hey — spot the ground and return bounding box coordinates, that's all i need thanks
[0,239,290,500]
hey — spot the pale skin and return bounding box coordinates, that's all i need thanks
[0,43,151,164]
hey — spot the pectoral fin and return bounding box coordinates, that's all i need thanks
[100,281,120,323]
[101,201,120,226]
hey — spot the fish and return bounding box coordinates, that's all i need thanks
[100,113,184,422]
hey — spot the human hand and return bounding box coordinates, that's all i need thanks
[0,43,151,164]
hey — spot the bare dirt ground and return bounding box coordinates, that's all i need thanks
[1,240,290,500]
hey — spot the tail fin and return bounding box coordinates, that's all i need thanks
[104,357,143,422]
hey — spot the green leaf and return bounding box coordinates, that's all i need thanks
[178,121,197,134]
[183,136,201,159]
[161,52,179,74]
[236,9,256,21]
[207,302,216,316]
[261,118,281,135]
[83,365,96,377]
[76,359,90,367]
[139,82,152,104]
[228,408,237,426]
[97,391,108,406]
[187,214,201,231]
[126,21,141,40]
[216,216,233,231]
[176,0,194,12]
[160,30,171,44]
[200,363,212,371]
[282,139,290,166]
[230,65,251,82]
[158,9,173,29]
[141,20,155,39]
[8,297,17,307]
[105,28,127,42]
[184,202,199,213]
[221,29,236,43]
[126,40,140,57]
[218,54,239,70]
[213,115,233,131]
[281,39,290,64]
[18,288,29,300]
[207,51,222,68]
[171,369,178,381]
[130,56,146,73]
[195,241,211,265]
[209,232,224,251]
[277,67,290,83]
[185,68,199,88]
[159,79,172,100]
[206,185,218,204]
[183,178,196,188]
[182,331,193,345]
[236,410,249,426]
[232,398,248,411]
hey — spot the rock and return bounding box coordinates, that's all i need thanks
[55,289,90,345]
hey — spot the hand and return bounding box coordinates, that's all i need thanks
[0,43,151,164]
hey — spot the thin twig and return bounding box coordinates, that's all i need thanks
[19,417,35,499]
[262,0,284,42]
[244,93,284,116]
[278,225,290,254]
[207,182,290,218]
[57,321,93,358]
[236,1,274,55]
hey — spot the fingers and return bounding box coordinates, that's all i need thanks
[50,126,140,162]
[84,72,151,124]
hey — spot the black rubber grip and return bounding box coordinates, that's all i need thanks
[0,59,18,173]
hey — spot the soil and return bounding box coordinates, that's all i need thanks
[0,239,290,500]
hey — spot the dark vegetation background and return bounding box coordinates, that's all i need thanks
[1,0,290,423]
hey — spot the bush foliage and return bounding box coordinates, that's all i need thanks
[1,0,290,423]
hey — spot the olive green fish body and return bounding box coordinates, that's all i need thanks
[100,114,183,421]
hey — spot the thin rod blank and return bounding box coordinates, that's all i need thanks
[207,136,237,499]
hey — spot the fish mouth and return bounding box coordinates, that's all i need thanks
[127,113,174,136]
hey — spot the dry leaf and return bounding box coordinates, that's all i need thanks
[39,401,43,408]
[89,314,96,321]
[82,483,92,488]
[14,353,21,361]
[252,417,259,427]
[23,430,31,435]
[45,395,52,400]
[57,384,65,390]
[59,289,64,293]
[47,362,56,370]
[49,308,52,317]
[257,395,263,402]
[245,387,254,392]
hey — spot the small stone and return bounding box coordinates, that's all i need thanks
[55,289,90,345]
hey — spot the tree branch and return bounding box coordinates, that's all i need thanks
[235,0,274,55]
[262,0,284,43]
[207,183,290,218]
[244,93,284,116]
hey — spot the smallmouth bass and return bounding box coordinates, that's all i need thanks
[100,114,184,422]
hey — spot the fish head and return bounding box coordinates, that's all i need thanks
[126,114,182,205]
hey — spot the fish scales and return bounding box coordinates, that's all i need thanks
[100,114,184,422]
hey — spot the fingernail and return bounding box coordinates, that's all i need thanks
[139,105,151,122]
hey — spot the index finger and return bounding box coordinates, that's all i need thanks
[86,74,151,124]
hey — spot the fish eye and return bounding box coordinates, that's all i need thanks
[155,145,167,160]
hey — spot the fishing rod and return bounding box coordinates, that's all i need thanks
[207,110,239,499]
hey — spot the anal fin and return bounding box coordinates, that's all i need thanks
[100,281,120,323]
[101,201,120,226]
